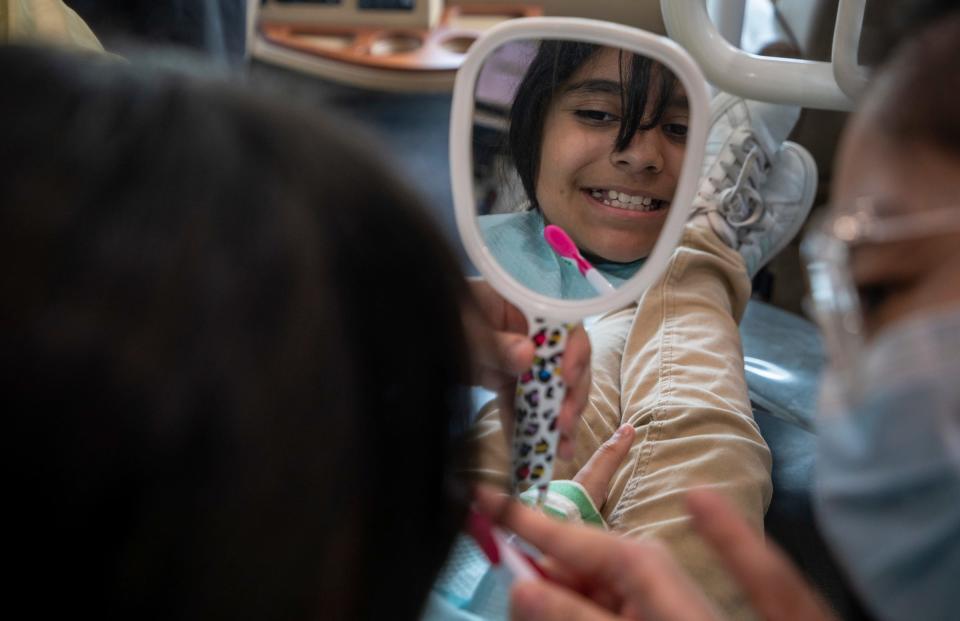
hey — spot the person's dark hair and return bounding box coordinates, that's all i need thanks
[867,0,960,64]
[508,41,679,210]
[0,45,473,620]
[866,12,960,158]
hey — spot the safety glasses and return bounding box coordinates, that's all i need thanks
[801,198,960,402]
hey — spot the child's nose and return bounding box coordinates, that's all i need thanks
[610,131,664,174]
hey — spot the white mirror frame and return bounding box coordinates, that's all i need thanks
[450,17,710,322]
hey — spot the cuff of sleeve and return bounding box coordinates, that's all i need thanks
[518,481,605,528]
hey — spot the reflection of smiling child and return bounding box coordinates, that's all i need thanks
[480,42,688,299]
[471,41,817,617]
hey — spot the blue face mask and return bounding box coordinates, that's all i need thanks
[814,306,960,621]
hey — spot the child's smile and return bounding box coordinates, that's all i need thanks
[535,47,687,263]
[584,187,670,212]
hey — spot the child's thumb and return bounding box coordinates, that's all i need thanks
[573,424,636,508]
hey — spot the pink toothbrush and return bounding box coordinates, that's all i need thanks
[543,225,615,295]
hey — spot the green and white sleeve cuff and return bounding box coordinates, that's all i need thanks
[518,481,606,529]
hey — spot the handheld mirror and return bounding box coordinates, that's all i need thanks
[450,18,709,504]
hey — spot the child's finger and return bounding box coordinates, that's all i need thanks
[557,368,589,459]
[559,324,591,424]
[572,424,635,507]
[686,489,838,621]
[557,325,591,459]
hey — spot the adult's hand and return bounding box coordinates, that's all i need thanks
[475,486,840,621]
[467,278,591,459]
[476,487,720,621]
[685,489,838,621]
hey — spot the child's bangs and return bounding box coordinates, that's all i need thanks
[614,51,679,152]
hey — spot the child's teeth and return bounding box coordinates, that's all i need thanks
[590,188,666,212]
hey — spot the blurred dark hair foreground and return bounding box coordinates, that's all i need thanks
[0,45,474,620]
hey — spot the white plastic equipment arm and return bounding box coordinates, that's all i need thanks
[661,0,855,111]
[832,0,870,100]
[708,0,746,45]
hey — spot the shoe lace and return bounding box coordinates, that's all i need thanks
[715,137,768,229]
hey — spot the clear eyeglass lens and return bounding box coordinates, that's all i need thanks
[802,228,865,405]
[804,200,960,408]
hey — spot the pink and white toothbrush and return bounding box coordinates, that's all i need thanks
[543,225,616,295]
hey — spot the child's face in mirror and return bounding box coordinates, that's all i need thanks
[833,118,960,339]
[534,47,688,263]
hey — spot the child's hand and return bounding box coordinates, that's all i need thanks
[467,278,591,459]
[572,424,635,509]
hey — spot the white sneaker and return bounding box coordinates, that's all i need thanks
[692,94,817,277]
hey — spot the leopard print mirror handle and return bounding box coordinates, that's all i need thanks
[511,318,572,508]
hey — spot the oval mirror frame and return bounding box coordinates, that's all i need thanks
[450,17,710,321]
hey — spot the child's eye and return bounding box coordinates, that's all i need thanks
[663,123,688,140]
[574,109,619,123]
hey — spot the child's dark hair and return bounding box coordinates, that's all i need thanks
[508,41,679,210]
[0,45,473,620]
